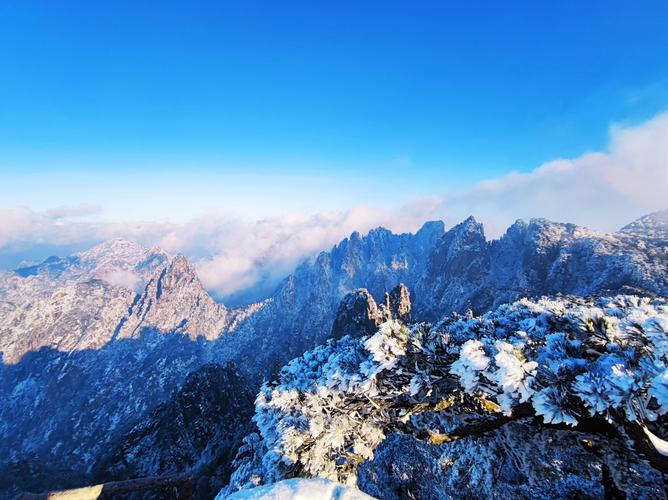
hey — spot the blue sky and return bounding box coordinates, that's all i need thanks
[1,1,668,222]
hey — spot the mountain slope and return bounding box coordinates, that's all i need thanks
[0,279,134,364]
[1,212,667,497]
[94,362,254,499]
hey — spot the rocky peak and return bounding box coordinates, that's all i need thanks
[525,218,575,242]
[118,255,228,341]
[76,238,147,262]
[331,284,413,340]
[428,216,488,277]
[331,289,382,340]
[620,209,668,239]
[441,216,487,253]
[415,220,445,246]
[417,220,445,236]
[456,215,484,235]
[383,283,412,324]
[158,254,199,292]
[365,227,393,246]
[504,219,528,239]
[137,254,206,306]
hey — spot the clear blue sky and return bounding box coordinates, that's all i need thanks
[1,1,668,221]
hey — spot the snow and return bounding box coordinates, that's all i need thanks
[491,340,537,414]
[449,339,489,392]
[649,370,668,413]
[220,478,376,500]
[228,294,668,492]
[643,425,668,457]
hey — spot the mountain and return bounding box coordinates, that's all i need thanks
[223,294,668,498]
[1,213,667,496]
[620,209,668,239]
[0,238,168,307]
[93,362,254,499]
[415,216,668,318]
[116,254,233,341]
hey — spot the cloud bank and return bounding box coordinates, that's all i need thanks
[0,200,444,297]
[1,110,667,296]
[442,111,668,236]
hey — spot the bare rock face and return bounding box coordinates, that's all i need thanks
[331,290,384,340]
[384,283,412,323]
[331,284,413,340]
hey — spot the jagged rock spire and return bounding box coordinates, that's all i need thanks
[331,289,382,340]
[384,283,412,324]
[331,284,413,340]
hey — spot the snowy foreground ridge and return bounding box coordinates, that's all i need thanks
[221,295,668,498]
[221,478,375,499]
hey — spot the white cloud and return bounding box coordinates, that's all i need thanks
[0,201,443,297]
[441,111,668,236]
[42,204,102,220]
[0,111,667,295]
[101,270,143,292]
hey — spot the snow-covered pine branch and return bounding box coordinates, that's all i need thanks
[224,295,668,493]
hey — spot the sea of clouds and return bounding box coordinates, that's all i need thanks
[1,111,667,297]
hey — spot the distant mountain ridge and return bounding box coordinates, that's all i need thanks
[620,208,668,239]
[0,238,168,308]
[1,212,667,496]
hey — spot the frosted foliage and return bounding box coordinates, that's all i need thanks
[491,341,538,414]
[363,322,408,375]
[251,323,407,486]
[532,387,578,426]
[227,295,668,492]
[449,340,489,392]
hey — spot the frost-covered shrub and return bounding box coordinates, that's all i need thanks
[225,295,668,492]
[252,324,408,485]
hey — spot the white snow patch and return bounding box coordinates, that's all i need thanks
[220,478,376,500]
[643,426,668,457]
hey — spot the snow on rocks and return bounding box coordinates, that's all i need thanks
[226,294,668,493]
[220,478,376,500]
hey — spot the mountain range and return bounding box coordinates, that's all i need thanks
[1,211,667,497]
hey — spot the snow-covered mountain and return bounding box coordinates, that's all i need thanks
[0,238,168,307]
[223,294,668,498]
[620,208,668,239]
[1,212,667,497]
[93,362,255,499]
